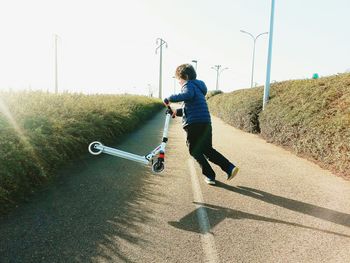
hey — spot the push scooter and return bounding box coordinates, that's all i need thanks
[88,106,174,173]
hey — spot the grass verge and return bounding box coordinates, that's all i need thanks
[0,91,162,214]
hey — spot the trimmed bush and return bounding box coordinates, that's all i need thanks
[207,74,350,178]
[206,90,223,100]
[260,74,350,177]
[207,87,264,133]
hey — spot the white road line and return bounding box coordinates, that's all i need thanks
[188,158,220,263]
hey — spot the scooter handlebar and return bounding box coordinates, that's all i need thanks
[166,105,175,118]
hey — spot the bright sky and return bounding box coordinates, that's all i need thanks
[0,0,349,98]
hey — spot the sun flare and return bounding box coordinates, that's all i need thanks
[0,97,47,177]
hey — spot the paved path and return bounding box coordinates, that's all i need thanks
[1,111,350,263]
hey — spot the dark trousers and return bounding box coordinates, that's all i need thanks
[184,123,232,180]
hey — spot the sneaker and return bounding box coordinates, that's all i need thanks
[227,165,239,180]
[204,177,216,185]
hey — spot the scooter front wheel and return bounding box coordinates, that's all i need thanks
[88,141,103,155]
[152,160,165,173]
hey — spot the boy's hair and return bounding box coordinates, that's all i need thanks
[175,64,197,80]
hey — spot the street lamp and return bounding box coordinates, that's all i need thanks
[240,30,268,88]
[211,65,228,90]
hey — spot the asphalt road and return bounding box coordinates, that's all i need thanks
[1,110,350,263]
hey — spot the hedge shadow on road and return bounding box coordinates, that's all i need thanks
[0,111,167,263]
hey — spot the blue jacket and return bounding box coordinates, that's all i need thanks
[167,79,211,127]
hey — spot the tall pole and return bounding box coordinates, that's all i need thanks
[156,38,168,99]
[147,84,152,97]
[212,65,220,90]
[240,30,268,88]
[54,34,58,94]
[211,65,228,90]
[263,0,276,110]
[251,40,256,88]
[216,67,219,90]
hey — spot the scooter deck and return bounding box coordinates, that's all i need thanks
[92,143,149,165]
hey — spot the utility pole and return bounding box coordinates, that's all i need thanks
[263,0,276,110]
[148,84,153,97]
[54,34,58,94]
[155,38,168,99]
[211,65,228,90]
[214,65,220,90]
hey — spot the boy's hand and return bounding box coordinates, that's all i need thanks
[163,98,170,106]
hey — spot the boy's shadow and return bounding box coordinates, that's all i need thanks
[215,182,350,228]
[168,182,350,238]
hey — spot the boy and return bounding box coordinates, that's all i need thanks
[163,64,239,185]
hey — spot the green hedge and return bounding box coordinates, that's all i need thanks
[205,90,223,100]
[260,74,350,177]
[207,74,350,178]
[0,91,162,214]
[208,88,264,133]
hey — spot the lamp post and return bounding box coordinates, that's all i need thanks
[155,38,168,99]
[263,0,276,110]
[240,30,268,88]
[211,65,228,90]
